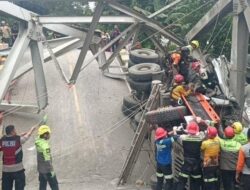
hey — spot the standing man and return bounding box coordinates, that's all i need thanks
[35,125,59,190]
[176,122,205,190]
[155,127,177,190]
[219,126,241,190]
[0,125,36,190]
[236,128,250,190]
[1,22,12,47]
[111,25,120,52]
[201,127,220,190]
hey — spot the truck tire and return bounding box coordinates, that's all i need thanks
[123,95,142,111]
[130,118,138,132]
[145,106,187,124]
[127,77,152,92]
[134,111,143,124]
[130,49,159,64]
[122,104,134,116]
[128,59,136,68]
[128,63,161,82]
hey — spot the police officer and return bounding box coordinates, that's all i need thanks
[176,122,205,190]
[236,128,250,190]
[0,125,36,190]
[219,127,241,190]
[35,125,59,190]
[201,127,220,190]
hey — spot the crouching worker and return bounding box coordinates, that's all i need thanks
[155,127,177,190]
[35,125,59,190]
[170,74,194,106]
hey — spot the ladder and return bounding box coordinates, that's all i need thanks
[118,81,162,185]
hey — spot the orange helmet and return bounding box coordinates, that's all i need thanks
[155,127,167,140]
[187,122,199,135]
[174,74,184,83]
[171,53,181,65]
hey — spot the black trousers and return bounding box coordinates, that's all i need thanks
[156,163,173,190]
[203,166,219,190]
[39,173,59,190]
[221,170,237,190]
[2,170,25,190]
[176,158,202,190]
[240,174,250,190]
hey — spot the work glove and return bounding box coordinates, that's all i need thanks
[49,171,56,178]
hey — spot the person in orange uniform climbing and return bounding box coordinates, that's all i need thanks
[169,52,182,75]
[171,74,193,105]
[201,127,220,190]
[236,128,250,190]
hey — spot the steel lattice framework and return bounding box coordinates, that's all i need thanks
[0,0,249,114]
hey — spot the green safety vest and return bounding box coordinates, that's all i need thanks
[233,133,248,145]
[35,137,53,174]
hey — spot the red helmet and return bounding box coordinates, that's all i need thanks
[224,127,235,138]
[155,127,167,140]
[191,61,201,71]
[207,127,217,138]
[174,74,184,83]
[187,122,199,135]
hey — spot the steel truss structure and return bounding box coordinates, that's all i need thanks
[0,0,249,114]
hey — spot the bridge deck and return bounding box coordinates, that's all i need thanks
[1,50,153,189]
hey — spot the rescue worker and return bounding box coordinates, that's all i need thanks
[219,126,241,190]
[187,61,207,94]
[169,52,182,76]
[232,122,248,145]
[35,125,59,190]
[0,125,36,190]
[170,74,194,105]
[236,128,250,190]
[176,122,204,190]
[155,127,177,190]
[201,127,220,190]
[181,40,200,58]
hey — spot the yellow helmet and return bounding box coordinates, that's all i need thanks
[232,122,243,134]
[38,125,51,136]
[191,40,199,48]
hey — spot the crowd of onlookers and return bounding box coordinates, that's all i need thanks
[0,20,19,48]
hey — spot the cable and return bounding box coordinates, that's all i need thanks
[204,10,220,50]
[219,22,232,56]
[205,15,232,51]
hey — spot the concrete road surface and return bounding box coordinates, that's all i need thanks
[1,50,154,190]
